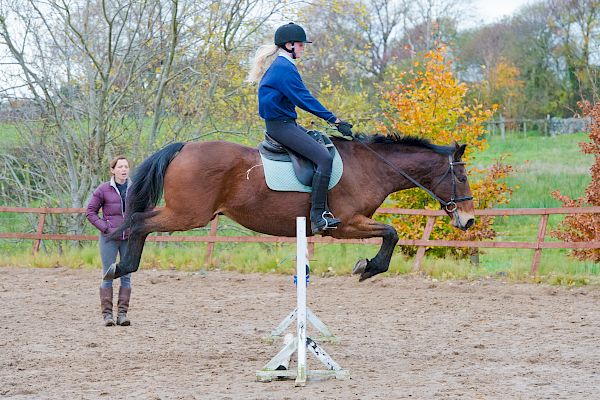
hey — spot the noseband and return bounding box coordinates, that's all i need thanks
[431,156,474,212]
[355,141,472,213]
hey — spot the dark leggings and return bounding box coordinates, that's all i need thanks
[265,119,333,176]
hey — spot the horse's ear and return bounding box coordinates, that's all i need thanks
[453,143,467,161]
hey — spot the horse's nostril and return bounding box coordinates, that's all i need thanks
[465,218,475,230]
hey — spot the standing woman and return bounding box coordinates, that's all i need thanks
[86,156,133,326]
[247,22,354,234]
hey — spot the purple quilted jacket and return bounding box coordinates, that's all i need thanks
[86,177,131,240]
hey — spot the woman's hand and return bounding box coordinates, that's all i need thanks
[335,119,354,137]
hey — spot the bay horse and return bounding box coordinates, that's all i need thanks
[106,134,475,281]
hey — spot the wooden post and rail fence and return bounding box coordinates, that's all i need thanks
[1,206,600,276]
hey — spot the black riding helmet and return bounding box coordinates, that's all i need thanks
[274,22,312,46]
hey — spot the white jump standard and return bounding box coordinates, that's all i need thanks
[256,217,349,385]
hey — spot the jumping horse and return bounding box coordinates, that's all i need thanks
[106,134,475,281]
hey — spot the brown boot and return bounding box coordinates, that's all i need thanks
[117,287,132,326]
[99,287,115,326]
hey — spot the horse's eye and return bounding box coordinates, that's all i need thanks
[457,175,467,183]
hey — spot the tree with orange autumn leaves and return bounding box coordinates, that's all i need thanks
[378,46,513,257]
[552,101,600,261]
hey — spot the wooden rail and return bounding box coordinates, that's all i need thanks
[1,206,600,275]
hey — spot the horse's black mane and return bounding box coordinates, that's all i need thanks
[353,133,454,155]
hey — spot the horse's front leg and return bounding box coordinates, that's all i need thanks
[332,215,399,281]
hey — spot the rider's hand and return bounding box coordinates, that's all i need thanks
[335,120,354,137]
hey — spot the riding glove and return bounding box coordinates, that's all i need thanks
[336,120,354,137]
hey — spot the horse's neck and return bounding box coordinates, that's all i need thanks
[374,147,444,194]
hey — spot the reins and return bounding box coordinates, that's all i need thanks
[352,137,472,213]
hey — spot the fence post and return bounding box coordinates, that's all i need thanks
[308,242,315,259]
[32,212,46,255]
[530,214,549,276]
[413,216,436,271]
[204,215,219,266]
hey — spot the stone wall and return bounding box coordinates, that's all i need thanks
[548,117,591,135]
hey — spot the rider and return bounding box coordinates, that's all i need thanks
[247,22,354,234]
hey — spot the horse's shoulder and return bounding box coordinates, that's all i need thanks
[330,137,359,157]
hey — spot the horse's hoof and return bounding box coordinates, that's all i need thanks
[103,263,117,280]
[358,272,371,282]
[352,259,368,275]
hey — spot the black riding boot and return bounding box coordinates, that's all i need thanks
[310,172,341,234]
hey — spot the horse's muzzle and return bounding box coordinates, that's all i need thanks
[452,211,475,231]
[463,217,475,230]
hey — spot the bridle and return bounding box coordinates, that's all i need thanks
[429,157,473,212]
[355,140,473,213]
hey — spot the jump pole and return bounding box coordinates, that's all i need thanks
[256,217,349,385]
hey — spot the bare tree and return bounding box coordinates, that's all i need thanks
[406,0,471,52]
[147,0,182,150]
[0,0,288,240]
[0,0,182,235]
[362,0,411,77]
[164,0,286,137]
[300,0,470,82]
[547,0,600,108]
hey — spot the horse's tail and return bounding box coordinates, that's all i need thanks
[108,142,185,240]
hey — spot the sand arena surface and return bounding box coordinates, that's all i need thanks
[1,266,599,399]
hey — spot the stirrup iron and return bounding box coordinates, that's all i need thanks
[321,211,339,230]
[311,211,340,234]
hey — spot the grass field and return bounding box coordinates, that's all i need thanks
[473,131,592,208]
[471,131,597,283]
[0,122,20,146]
[1,130,599,285]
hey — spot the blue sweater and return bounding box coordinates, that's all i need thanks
[258,56,336,123]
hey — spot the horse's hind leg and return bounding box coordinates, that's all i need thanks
[109,207,215,279]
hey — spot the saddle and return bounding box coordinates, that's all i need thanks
[258,130,336,186]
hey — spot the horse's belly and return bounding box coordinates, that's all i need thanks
[222,209,305,237]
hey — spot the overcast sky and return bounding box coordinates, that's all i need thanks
[473,0,532,23]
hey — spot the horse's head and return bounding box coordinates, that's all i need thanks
[431,143,475,231]
[352,134,475,231]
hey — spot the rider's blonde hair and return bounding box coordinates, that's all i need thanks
[246,44,279,84]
